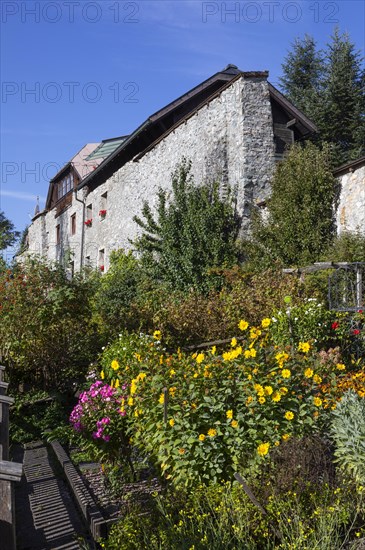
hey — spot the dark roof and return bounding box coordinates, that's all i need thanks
[85,137,128,161]
[75,64,318,192]
[333,156,365,176]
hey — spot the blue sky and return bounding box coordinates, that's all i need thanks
[1,0,364,256]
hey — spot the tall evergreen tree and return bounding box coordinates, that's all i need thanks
[280,29,365,165]
[320,28,365,164]
[279,34,324,121]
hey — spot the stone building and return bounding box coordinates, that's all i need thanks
[23,64,322,272]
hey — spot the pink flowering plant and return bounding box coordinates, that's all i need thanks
[70,380,132,467]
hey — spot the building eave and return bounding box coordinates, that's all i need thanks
[333,156,365,176]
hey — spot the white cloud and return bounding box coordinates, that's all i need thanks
[0,189,46,203]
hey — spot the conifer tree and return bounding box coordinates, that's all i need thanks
[279,34,324,121]
[320,28,365,163]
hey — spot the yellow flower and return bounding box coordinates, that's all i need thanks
[336,363,346,370]
[264,386,273,396]
[114,379,120,389]
[275,351,289,366]
[313,374,322,384]
[272,392,281,402]
[279,387,288,395]
[169,419,175,427]
[128,397,134,406]
[199,434,206,442]
[130,379,137,395]
[100,370,105,380]
[298,342,311,353]
[261,318,271,328]
[208,428,217,437]
[246,396,253,405]
[313,397,323,407]
[231,420,238,428]
[274,441,280,447]
[111,360,120,371]
[169,369,176,376]
[250,348,257,358]
[169,386,177,397]
[231,337,237,348]
[159,394,165,404]
[211,345,216,355]
[193,372,198,378]
[226,410,233,419]
[254,383,265,396]
[250,328,261,339]
[137,372,146,381]
[244,350,251,359]
[284,411,294,420]
[178,448,185,455]
[304,368,314,378]
[282,433,290,441]
[257,442,270,456]
[282,369,291,379]
[196,353,205,364]
[259,396,266,404]
[238,319,249,331]
[153,330,161,340]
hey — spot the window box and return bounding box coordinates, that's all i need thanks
[84,218,92,227]
[99,209,107,218]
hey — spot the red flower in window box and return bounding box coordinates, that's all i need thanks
[84,218,92,227]
[99,265,105,272]
[331,321,339,330]
[99,209,107,217]
[352,329,360,336]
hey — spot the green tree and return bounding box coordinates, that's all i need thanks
[279,34,324,121]
[320,28,365,164]
[246,142,339,268]
[0,258,100,391]
[132,159,242,292]
[0,211,19,250]
[280,29,365,164]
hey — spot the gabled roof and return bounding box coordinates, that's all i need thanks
[77,64,317,192]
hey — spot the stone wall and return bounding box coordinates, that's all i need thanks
[25,75,276,271]
[336,162,365,234]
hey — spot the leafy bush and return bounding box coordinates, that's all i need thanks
[132,159,242,293]
[245,142,339,268]
[0,258,100,390]
[330,390,365,484]
[95,322,353,487]
[101,478,364,550]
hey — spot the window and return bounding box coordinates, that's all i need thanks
[71,213,76,235]
[86,203,92,220]
[99,192,107,219]
[56,224,60,245]
[99,248,105,272]
[69,261,75,278]
[57,174,73,200]
[85,255,91,267]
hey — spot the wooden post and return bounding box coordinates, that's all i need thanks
[0,366,23,550]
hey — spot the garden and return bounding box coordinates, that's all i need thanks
[1,147,365,549]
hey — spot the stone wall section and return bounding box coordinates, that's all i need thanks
[336,164,365,234]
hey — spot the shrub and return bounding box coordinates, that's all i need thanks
[132,159,242,293]
[0,258,100,390]
[330,390,365,485]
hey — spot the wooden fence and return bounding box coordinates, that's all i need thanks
[0,365,23,550]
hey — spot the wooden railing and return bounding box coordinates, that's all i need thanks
[0,365,23,550]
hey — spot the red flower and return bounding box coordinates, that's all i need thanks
[99,209,107,217]
[84,218,92,227]
[331,321,339,330]
[352,329,360,336]
[99,265,105,272]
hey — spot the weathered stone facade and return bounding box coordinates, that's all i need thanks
[335,157,365,235]
[24,66,325,272]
